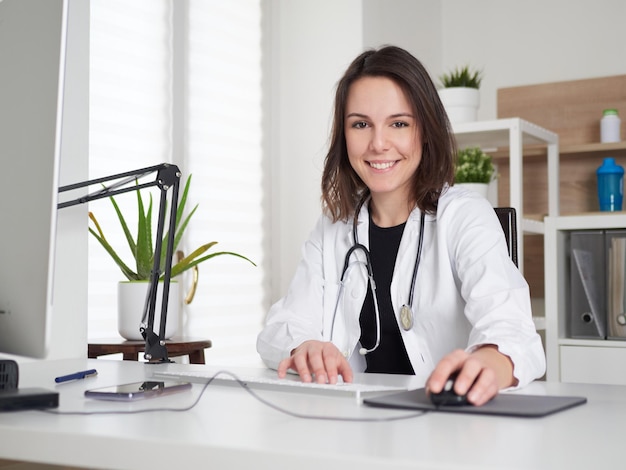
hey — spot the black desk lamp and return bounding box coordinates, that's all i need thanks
[58,163,181,363]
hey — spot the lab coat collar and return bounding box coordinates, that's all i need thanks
[357,199,426,225]
[351,199,427,246]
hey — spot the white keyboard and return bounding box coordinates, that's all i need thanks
[152,368,409,398]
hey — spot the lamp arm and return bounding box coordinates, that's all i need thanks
[58,164,166,207]
[140,170,180,362]
[58,163,181,363]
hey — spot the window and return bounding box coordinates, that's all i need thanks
[88,0,265,366]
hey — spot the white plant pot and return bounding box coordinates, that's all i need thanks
[455,182,489,199]
[438,87,480,124]
[117,281,180,340]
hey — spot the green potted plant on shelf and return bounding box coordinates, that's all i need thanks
[454,146,496,199]
[438,65,483,124]
[440,65,483,89]
[89,174,255,340]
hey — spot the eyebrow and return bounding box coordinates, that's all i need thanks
[345,112,415,119]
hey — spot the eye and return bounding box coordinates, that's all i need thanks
[350,121,369,129]
[391,121,409,128]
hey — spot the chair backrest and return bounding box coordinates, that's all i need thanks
[494,207,518,267]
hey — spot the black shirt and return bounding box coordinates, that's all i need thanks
[358,215,415,375]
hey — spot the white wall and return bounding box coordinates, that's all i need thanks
[266,0,365,300]
[363,0,441,77]
[268,0,626,303]
[441,0,626,121]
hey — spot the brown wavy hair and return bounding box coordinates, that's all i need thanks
[321,45,456,222]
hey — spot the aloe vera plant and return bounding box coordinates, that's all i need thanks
[89,174,255,281]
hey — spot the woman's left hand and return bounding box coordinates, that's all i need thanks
[425,345,516,406]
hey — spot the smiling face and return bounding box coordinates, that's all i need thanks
[344,76,422,220]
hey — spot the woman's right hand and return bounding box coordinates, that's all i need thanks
[277,340,354,385]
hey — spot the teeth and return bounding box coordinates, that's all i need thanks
[370,161,394,170]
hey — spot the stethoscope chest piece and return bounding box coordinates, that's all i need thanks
[400,304,414,331]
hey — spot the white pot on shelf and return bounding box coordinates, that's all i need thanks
[117,280,180,340]
[438,87,480,123]
[455,182,489,199]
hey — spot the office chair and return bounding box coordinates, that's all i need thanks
[494,207,518,267]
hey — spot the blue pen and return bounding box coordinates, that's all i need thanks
[55,369,98,383]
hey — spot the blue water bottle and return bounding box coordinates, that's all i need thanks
[597,157,624,211]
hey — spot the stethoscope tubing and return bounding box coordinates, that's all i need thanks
[331,244,382,355]
[406,212,425,308]
[332,198,425,355]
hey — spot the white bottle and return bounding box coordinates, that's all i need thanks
[601,108,621,143]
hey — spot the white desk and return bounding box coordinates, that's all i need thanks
[0,358,623,470]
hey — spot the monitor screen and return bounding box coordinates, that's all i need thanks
[0,0,68,358]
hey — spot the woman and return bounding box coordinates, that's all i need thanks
[256,45,545,406]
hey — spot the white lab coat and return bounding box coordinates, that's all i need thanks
[257,187,546,388]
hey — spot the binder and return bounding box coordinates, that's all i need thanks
[569,231,606,339]
[605,231,626,339]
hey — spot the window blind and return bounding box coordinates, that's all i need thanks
[182,0,265,366]
[88,0,265,366]
[88,0,172,337]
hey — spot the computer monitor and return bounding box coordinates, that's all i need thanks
[0,0,68,358]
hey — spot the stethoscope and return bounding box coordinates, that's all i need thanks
[331,198,426,356]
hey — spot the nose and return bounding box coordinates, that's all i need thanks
[369,127,390,153]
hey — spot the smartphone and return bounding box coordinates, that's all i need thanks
[84,380,192,401]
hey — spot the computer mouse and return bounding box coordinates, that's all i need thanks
[429,371,470,407]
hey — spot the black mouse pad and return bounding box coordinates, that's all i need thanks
[363,388,587,418]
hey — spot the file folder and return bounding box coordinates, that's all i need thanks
[605,231,626,339]
[569,231,606,339]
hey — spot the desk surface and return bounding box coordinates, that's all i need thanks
[0,358,623,470]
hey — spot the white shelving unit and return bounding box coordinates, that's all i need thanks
[544,213,626,385]
[452,118,559,333]
[453,118,560,275]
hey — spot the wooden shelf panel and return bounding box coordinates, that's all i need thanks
[498,74,626,147]
[562,141,626,155]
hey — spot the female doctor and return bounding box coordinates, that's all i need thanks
[256,45,545,406]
